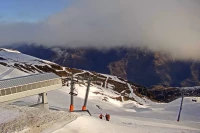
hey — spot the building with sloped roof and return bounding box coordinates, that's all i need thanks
[0,73,62,105]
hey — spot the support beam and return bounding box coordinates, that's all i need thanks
[70,76,75,112]
[82,76,91,110]
[177,92,184,122]
[42,93,48,104]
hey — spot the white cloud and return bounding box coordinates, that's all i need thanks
[0,0,200,60]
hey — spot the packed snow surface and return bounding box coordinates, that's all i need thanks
[13,85,200,133]
[51,115,200,133]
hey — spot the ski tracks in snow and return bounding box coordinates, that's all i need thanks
[127,83,147,105]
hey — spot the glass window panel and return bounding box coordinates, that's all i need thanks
[16,86,22,92]
[46,81,49,86]
[49,80,53,85]
[40,82,43,87]
[5,88,11,95]
[42,82,45,87]
[37,82,41,88]
[45,81,48,86]
[32,83,36,89]
[52,80,55,84]
[40,82,44,87]
[22,86,26,91]
[27,84,32,90]
[11,87,17,93]
[50,80,53,85]
[42,82,46,87]
[55,80,57,84]
[1,89,5,96]
[52,80,55,85]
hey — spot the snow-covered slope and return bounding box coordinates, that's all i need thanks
[50,115,200,133]
[10,87,200,133]
[3,75,198,133]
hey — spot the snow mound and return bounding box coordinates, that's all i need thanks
[0,105,79,133]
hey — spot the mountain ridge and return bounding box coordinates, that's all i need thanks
[5,44,200,88]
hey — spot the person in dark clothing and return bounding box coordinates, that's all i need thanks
[105,114,110,121]
[99,114,104,119]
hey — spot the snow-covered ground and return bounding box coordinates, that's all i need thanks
[0,105,79,133]
[50,115,200,133]
[11,85,200,133]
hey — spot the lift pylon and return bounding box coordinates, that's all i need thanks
[82,75,91,110]
[68,73,96,113]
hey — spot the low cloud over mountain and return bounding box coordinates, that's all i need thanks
[0,0,200,60]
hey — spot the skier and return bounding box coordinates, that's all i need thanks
[105,114,110,121]
[99,114,104,119]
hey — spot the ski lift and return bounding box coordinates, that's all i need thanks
[69,87,78,96]
[192,98,197,102]
[66,81,69,86]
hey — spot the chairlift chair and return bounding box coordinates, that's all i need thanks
[69,87,78,96]
[192,98,197,102]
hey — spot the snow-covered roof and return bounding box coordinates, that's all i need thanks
[0,73,60,89]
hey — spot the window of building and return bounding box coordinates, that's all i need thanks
[27,84,32,90]
[47,81,51,86]
[11,87,17,93]
[1,89,5,96]
[5,88,11,95]
[41,81,46,87]
[32,83,37,89]
[50,80,54,85]
[22,86,27,91]
[37,82,41,88]
[54,79,57,84]
[16,86,22,92]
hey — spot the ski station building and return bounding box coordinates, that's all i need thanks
[0,73,62,106]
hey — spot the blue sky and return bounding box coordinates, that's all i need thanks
[0,0,74,22]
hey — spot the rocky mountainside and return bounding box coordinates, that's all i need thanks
[149,85,200,102]
[7,44,200,88]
